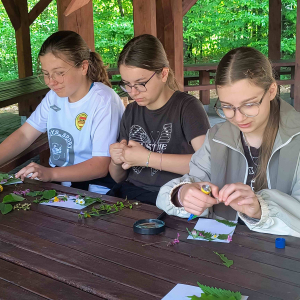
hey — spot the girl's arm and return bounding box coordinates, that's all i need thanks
[156,133,212,217]
[108,140,129,183]
[121,135,206,175]
[16,156,110,182]
[0,123,42,166]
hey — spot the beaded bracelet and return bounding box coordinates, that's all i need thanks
[146,150,152,167]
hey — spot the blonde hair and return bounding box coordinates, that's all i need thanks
[215,47,280,190]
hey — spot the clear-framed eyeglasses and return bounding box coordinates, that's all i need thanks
[119,71,157,93]
[214,88,269,119]
[37,62,80,85]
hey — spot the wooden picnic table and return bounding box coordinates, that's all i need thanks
[0,179,300,300]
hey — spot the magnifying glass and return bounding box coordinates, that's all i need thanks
[133,211,166,235]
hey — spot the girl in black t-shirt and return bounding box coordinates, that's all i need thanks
[108,34,210,204]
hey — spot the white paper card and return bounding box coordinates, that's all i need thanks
[187,218,237,243]
[40,195,94,210]
[162,283,248,300]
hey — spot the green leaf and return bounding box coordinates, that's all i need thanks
[197,283,242,300]
[213,252,234,268]
[0,203,13,214]
[26,191,44,197]
[42,190,56,200]
[217,234,230,240]
[215,219,236,227]
[3,193,25,203]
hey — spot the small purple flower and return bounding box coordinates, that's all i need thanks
[80,211,84,215]
[227,235,232,242]
[76,195,80,199]
[191,230,197,236]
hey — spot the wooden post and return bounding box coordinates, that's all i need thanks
[268,0,281,89]
[57,0,95,51]
[294,0,300,111]
[14,0,35,117]
[156,0,184,90]
[133,0,157,36]
[268,0,281,61]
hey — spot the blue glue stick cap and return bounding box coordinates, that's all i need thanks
[275,238,285,249]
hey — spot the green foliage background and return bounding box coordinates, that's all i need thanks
[0,0,297,82]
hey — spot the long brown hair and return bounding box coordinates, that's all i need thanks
[39,31,111,87]
[215,47,280,190]
[118,34,178,90]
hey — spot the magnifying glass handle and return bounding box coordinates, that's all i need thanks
[157,211,167,220]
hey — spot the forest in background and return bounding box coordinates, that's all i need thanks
[0,0,297,81]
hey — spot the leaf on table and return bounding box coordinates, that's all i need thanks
[213,252,234,268]
[42,190,56,200]
[197,283,242,300]
[2,193,25,203]
[0,203,13,214]
[26,191,44,197]
[215,219,236,227]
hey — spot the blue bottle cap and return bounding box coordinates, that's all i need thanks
[275,238,286,249]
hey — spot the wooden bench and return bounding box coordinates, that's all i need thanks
[0,76,50,172]
[0,73,129,172]
[184,59,295,105]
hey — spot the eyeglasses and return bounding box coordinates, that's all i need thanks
[119,72,157,93]
[37,62,80,85]
[214,89,269,119]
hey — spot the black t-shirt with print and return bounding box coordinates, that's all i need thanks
[119,91,210,192]
[240,132,260,191]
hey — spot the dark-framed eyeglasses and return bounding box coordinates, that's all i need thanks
[214,88,269,119]
[119,72,157,93]
[37,62,80,85]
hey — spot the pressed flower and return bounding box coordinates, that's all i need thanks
[53,197,59,202]
[227,235,232,242]
[79,199,85,205]
[75,199,80,204]
[212,234,219,239]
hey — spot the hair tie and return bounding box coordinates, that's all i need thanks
[244,69,254,79]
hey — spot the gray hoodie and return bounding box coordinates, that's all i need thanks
[156,99,300,237]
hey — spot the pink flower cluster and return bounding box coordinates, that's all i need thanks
[13,189,30,196]
[167,233,180,247]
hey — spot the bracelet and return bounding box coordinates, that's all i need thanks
[159,152,163,171]
[177,185,185,207]
[146,150,152,167]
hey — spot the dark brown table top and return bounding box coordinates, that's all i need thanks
[0,179,300,300]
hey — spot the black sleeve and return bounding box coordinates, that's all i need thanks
[118,107,130,142]
[182,96,210,143]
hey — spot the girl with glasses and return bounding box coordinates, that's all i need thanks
[0,31,124,193]
[157,47,300,237]
[108,34,210,205]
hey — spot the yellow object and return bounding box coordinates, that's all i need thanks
[53,197,59,202]
[201,184,211,195]
[0,185,3,192]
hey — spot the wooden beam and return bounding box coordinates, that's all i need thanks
[28,0,53,25]
[182,0,197,16]
[14,0,35,116]
[157,0,184,90]
[2,0,21,30]
[294,0,300,111]
[64,0,91,16]
[133,0,156,36]
[57,0,95,51]
[268,0,281,61]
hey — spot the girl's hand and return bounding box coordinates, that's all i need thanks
[179,182,219,216]
[121,140,149,170]
[218,183,261,219]
[109,140,128,165]
[15,162,53,182]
